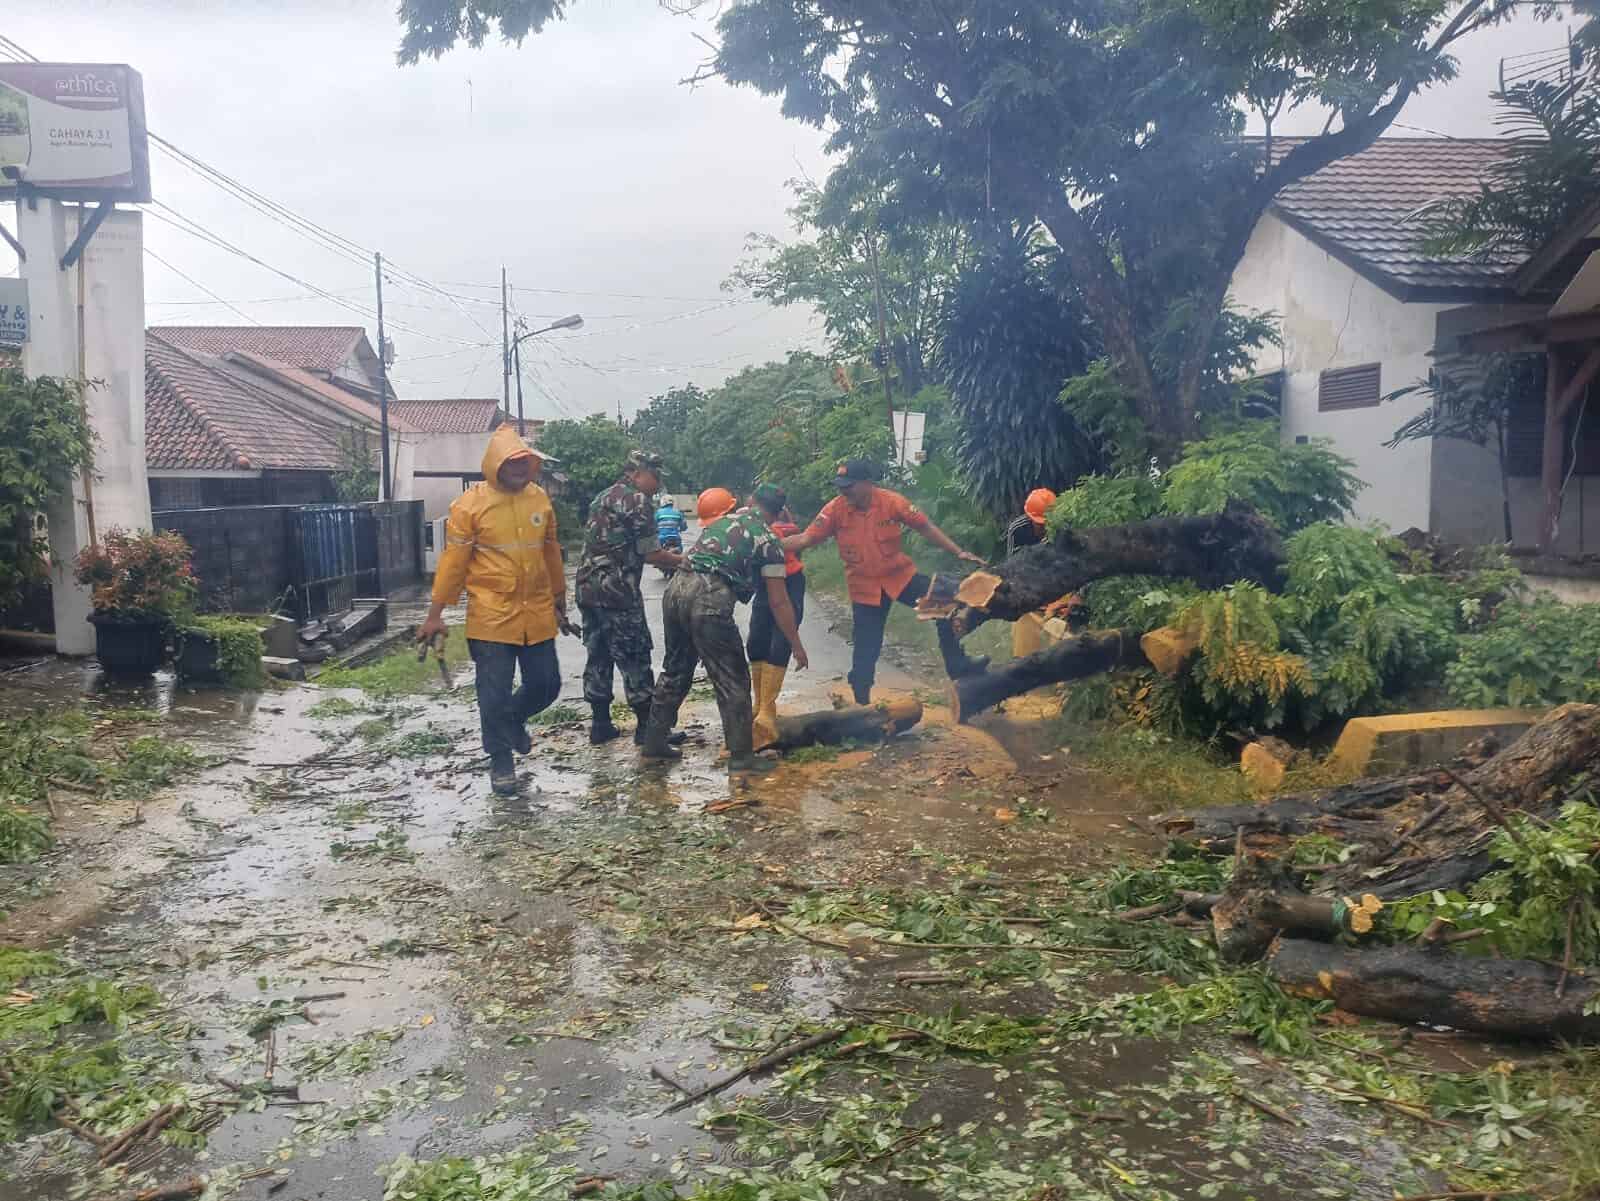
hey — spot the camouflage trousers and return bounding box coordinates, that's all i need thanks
[579,602,655,708]
[645,572,753,757]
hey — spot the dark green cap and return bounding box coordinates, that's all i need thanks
[752,482,787,513]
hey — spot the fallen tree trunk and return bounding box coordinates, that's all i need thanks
[1172,704,1600,900]
[1267,937,1600,1041]
[948,630,1148,723]
[772,698,922,752]
[928,502,1285,637]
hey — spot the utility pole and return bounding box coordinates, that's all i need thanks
[513,337,525,435]
[865,231,896,454]
[501,266,511,412]
[375,252,392,502]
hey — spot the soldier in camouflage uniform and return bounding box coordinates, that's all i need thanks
[575,450,685,745]
[639,488,808,774]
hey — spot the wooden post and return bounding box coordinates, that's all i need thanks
[1541,348,1567,551]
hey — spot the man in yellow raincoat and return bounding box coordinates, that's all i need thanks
[418,424,569,796]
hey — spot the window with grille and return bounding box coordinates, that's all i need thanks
[1318,363,1381,412]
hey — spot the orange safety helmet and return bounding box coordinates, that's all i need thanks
[697,487,738,523]
[1024,488,1057,524]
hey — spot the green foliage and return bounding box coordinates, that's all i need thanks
[1089,967,1330,1056]
[1045,474,1163,537]
[333,424,380,502]
[0,369,95,610]
[903,458,1004,563]
[72,527,198,620]
[628,384,708,492]
[1447,599,1600,708]
[379,1127,584,1200]
[0,804,53,863]
[936,232,1099,517]
[0,368,96,611]
[537,415,637,519]
[182,615,267,689]
[1161,424,1362,533]
[1387,799,1600,964]
[726,180,964,395]
[1422,75,1600,258]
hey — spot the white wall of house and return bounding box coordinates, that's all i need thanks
[1229,211,1445,533]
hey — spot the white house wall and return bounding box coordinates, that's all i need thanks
[1229,212,1443,533]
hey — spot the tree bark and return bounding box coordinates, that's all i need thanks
[1267,938,1600,1042]
[1171,705,1600,901]
[772,698,923,751]
[936,502,1285,637]
[948,630,1148,723]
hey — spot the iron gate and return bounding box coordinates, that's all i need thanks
[291,504,380,619]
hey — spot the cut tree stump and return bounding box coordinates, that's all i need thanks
[948,630,1148,723]
[926,502,1285,637]
[1267,937,1600,1041]
[1140,626,1201,678]
[771,698,922,751]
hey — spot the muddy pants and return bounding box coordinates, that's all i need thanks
[848,572,970,704]
[579,602,655,709]
[746,572,805,668]
[646,571,753,757]
[469,637,561,758]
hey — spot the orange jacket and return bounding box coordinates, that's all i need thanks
[805,486,930,604]
[430,424,564,645]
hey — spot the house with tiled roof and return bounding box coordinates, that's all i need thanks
[149,325,390,403]
[145,332,416,511]
[1229,136,1600,553]
[388,399,556,520]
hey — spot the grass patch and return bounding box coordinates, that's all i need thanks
[532,704,584,726]
[1054,719,1252,810]
[315,626,469,697]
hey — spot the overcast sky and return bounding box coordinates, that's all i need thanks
[0,2,1585,420]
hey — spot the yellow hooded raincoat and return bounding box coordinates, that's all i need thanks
[430,424,565,645]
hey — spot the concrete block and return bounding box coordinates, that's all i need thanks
[262,656,305,682]
[1330,709,1543,777]
[1241,739,1290,794]
[259,615,298,659]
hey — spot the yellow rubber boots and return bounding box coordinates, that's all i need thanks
[751,661,786,750]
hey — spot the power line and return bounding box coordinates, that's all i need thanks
[143,248,263,325]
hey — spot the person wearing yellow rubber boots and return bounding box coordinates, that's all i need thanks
[745,483,805,750]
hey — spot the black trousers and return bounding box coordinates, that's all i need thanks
[646,572,753,757]
[469,637,561,758]
[746,572,806,668]
[848,572,969,703]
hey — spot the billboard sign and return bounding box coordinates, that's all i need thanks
[0,64,150,202]
[0,279,25,345]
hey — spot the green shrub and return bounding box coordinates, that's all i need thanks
[1160,423,1363,533]
[1446,600,1600,708]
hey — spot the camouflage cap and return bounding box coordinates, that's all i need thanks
[752,482,787,513]
[626,449,665,473]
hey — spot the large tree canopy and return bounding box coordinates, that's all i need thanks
[398,0,1524,459]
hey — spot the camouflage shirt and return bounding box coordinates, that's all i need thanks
[688,508,787,603]
[575,478,658,609]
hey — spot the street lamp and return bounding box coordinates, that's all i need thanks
[510,313,584,433]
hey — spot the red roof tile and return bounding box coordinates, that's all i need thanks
[387,398,503,434]
[1267,137,1523,296]
[229,353,418,433]
[145,334,346,472]
[149,326,368,374]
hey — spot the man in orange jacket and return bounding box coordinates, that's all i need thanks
[418,424,569,796]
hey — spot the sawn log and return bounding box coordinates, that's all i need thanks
[948,630,1148,723]
[931,502,1285,637]
[771,698,922,752]
[1267,937,1600,1041]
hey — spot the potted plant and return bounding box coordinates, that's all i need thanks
[73,528,198,675]
[176,615,267,689]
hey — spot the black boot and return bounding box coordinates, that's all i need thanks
[589,701,622,745]
[849,675,872,706]
[489,752,518,797]
[632,702,686,746]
